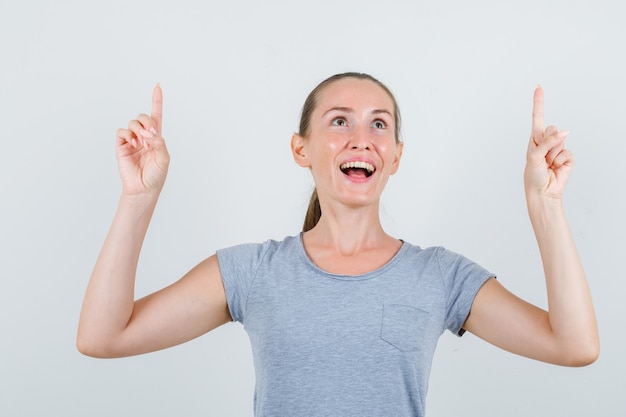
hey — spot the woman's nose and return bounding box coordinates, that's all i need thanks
[349,126,371,150]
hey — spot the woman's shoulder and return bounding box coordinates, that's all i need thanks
[216,234,301,258]
[397,239,444,256]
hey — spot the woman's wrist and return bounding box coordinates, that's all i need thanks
[117,192,161,224]
[525,191,567,234]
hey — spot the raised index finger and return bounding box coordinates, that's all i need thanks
[532,85,544,144]
[151,83,163,135]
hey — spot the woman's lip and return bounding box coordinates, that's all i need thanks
[342,172,372,183]
[339,160,376,183]
[339,157,377,169]
[338,158,377,179]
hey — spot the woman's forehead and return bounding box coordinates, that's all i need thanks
[315,78,394,113]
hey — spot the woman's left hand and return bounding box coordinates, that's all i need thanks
[524,86,574,200]
[463,87,599,367]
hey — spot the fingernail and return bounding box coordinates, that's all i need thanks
[140,128,154,139]
[131,138,137,148]
[149,127,157,135]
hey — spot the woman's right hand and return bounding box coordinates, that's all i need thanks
[79,84,231,358]
[115,84,170,196]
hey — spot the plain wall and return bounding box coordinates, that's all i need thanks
[1,0,624,415]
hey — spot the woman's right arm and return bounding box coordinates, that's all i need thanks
[77,85,231,358]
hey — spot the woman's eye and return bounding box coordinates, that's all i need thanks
[372,120,386,129]
[331,118,347,126]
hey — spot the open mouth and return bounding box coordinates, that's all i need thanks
[340,161,376,178]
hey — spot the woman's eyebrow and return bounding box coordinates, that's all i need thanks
[322,106,353,116]
[372,109,393,117]
[322,107,393,117]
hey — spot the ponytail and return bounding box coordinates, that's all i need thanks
[302,189,321,232]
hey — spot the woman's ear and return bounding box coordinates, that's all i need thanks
[291,133,311,167]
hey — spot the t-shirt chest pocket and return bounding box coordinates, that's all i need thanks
[380,304,430,352]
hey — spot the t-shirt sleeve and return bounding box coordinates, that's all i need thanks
[437,247,494,336]
[216,242,268,323]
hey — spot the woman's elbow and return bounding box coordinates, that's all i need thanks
[573,345,600,367]
[76,330,119,359]
[561,339,600,367]
[76,335,104,358]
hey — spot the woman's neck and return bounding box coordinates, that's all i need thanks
[301,202,402,275]
[304,201,393,255]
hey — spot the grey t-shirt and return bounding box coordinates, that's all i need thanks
[217,234,493,416]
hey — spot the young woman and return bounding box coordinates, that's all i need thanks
[77,73,599,416]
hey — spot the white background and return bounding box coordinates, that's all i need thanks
[1,0,624,415]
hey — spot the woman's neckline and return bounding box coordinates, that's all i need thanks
[296,233,408,280]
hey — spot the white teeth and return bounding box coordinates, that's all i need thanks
[340,161,375,173]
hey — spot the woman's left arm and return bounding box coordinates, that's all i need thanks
[463,87,599,366]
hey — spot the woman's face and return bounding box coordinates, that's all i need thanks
[292,77,403,209]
